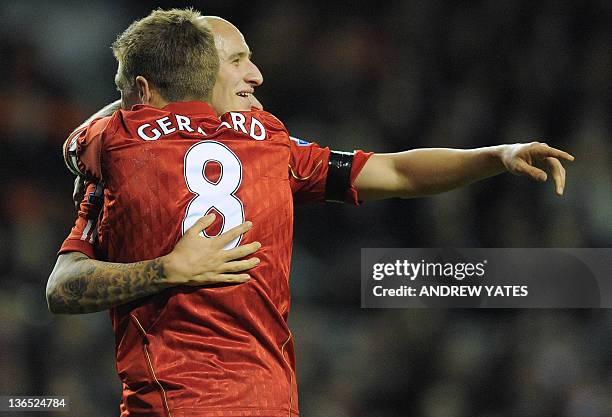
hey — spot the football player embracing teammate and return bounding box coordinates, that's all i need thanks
[48,9,574,417]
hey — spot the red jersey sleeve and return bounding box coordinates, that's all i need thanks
[288,136,373,205]
[63,116,114,180]
[58,182,103,258]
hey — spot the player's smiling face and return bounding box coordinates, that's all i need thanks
[206,17,263,115]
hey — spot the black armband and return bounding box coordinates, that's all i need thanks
[325,150,355,203]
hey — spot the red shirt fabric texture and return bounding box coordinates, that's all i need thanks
[59,101,371,417]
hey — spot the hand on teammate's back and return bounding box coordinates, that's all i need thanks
[500,142,575,196]
[162,214,261,287]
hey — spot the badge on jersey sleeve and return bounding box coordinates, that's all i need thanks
[289,136,312,146]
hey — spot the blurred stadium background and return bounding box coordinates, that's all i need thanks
[0,0,611,416]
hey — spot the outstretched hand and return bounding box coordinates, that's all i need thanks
[500,142,575,196]
[162,214,261,287]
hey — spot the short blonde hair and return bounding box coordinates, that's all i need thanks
[112,8,219,102]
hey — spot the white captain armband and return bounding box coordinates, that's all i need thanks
[325,150,355,203]
[63,130,85,177]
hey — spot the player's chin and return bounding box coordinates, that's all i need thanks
[234,96,253,111]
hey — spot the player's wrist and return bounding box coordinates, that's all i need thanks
[158,253,185,287]
[485,144,511,172]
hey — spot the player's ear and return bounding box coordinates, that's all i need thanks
[135,76,152,104]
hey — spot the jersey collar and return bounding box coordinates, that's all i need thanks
[131,101,218,118]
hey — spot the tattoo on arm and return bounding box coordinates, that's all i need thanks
[47,252,168,314]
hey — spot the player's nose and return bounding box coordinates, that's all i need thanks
[245,61,263,87]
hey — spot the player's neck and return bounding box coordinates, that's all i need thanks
[145,92,169,109]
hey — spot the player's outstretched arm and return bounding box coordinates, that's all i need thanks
[46,214,261,314]
[354,142,574,200]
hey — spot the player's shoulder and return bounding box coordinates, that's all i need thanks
[68,114,116,146]
[247,109,288,133]
[216,109,290,143]
[90,110,128,142]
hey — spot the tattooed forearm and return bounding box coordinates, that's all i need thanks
[47,252,169,314]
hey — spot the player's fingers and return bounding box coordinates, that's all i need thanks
[221,258,261,273]
[184,273,251,286]
[215,273,251,283]
[223,241,262,261]
[218,221,253,246]
[186,213,216,237]
[533,144,575,162]
[515,159,547,182]
[546,157,566,195]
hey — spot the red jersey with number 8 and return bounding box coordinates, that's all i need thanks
[62,101,371,417]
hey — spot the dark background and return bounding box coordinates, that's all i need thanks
[0,0,610,416]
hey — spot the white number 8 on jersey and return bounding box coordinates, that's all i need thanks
[183,141,245,249]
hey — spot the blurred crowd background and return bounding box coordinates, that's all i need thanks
[0,0,611,416]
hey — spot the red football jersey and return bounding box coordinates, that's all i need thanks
[60,101,371,417]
